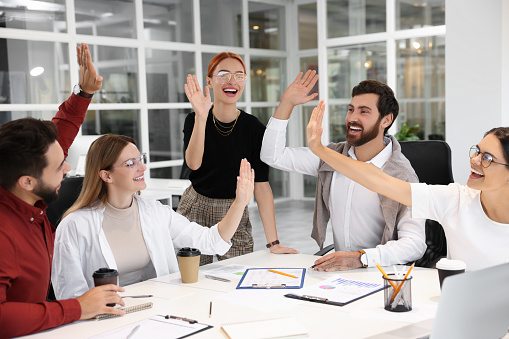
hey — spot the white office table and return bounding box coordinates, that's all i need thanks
[23,251,443,339]
[141,178,191,202]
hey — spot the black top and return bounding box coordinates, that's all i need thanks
[183,108,269,199]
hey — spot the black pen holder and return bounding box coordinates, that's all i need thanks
[383,274,412,312]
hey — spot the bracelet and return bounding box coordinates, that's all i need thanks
[266,240,280,248]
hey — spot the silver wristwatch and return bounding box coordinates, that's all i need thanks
[73,84,94,98]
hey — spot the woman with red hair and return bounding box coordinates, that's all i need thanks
[179,52,298,264]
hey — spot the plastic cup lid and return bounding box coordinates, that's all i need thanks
[177,247,201,257]
[93,267,118,278]
[436,258,467,270]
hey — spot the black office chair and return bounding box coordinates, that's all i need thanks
[44,176,84,301]
[45,176,84,228]
[314,140,453,268]
[399,140,453,268]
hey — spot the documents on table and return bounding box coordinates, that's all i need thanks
[91,315,212,339]
[202,263,263,285]
[237,268,306,289]
[285,274,385,306]
[221,317,308,339]
[202,264,256,281]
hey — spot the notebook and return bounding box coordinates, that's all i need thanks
[369,262,509,339]
[221,317,308,339]
[94,298,153,320]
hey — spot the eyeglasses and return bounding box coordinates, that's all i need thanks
[469,146,509,168]
[213,71,248,84]
[118,153,147,171]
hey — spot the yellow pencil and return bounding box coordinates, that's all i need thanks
[269,269,298,278]
[373,261,398,290]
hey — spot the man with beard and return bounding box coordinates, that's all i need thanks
[0,44,125,338]
[261,76,425,271]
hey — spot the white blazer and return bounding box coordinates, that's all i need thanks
[51,195,231,300]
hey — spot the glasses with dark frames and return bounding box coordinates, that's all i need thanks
[469,146,509,168]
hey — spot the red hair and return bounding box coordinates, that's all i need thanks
[207,52,246,77]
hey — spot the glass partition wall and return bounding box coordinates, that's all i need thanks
[0,0,445,201]
[294,0,445,198]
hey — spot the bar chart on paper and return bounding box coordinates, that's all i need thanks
[285,275,385,306]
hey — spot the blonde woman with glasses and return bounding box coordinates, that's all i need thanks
[179,52,303,264]
[307,101,509,271]
[51,134,254,299]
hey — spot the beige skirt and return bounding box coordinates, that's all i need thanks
[176,185,254,265]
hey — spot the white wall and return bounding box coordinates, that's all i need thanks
[446,0,509,184]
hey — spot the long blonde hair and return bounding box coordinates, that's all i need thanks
[63,134,137,219]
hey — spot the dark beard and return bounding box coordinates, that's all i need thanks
[346,119,382,147]
[35,180,59,203]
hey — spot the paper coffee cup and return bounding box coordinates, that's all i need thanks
[436,259,466,289]
[93,268,119,306]
[177,247,201,283]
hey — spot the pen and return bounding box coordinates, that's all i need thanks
[204,274,231,282]
[122,295,153,298]
[167,315,197,324]
[126,324,140,339]
[402,263,415,281]
[209,301,212,318]
[390,263,415,303]
[269,269,297,278]
[393,265,400,279]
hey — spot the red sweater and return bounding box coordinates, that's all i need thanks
[0,94,90,338]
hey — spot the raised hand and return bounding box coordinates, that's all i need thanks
[306,100,326,153]
[184,74,212,122]
[235,158,255,207]
[280,70,319,106]
[76,284,125,320]
[77,43,103,94]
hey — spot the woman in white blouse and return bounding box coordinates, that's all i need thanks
[52,134,254,299]
[307,101,509,271]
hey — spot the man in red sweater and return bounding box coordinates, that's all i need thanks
[0,44,125,338]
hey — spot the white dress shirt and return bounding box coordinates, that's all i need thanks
[261,117,425,267]
[52,195,231,299]
[412,182,509,271]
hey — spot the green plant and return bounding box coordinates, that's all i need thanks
[394,122,420,141]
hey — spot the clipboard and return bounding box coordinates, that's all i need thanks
[284,275,385,306]
[236,268,305,289]
[91,315,213,339]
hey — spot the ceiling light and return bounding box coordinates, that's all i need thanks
[26,1,64,12]
[30,66,44,77]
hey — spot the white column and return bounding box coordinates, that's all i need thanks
[445,0,509,184]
